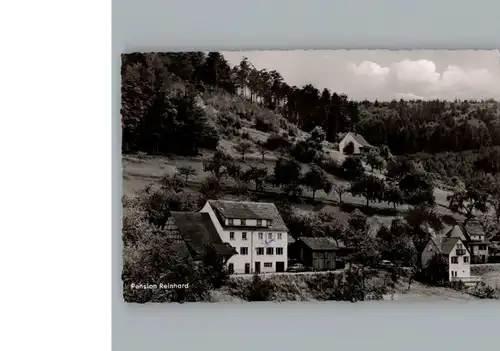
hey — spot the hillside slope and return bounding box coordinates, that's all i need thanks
[122,87,466,232]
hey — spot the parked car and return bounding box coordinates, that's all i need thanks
[287,263,305,272]
[380,260,395,270]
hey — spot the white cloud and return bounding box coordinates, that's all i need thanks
[223,50,500,101]
[434,65,498,99]
[349,59,500,100]
[349,61,390,78]
[392,59,440,85]
[394,93,425,100]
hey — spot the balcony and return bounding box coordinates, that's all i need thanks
[456,249,466,256]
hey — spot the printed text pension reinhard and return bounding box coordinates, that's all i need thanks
[130,283,189,290]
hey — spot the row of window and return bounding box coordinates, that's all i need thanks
[228,219,267,226]
[239,247,284,255]
[451,256,469,264]
[229,232,283,241]
[227,262,273,272]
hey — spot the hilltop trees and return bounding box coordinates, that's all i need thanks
[399,171,435,207]
[178,166,197,184]
[203,150,233,182]
[384,181,405,211]
[233,140,253,161]
[273,158,303,198]
[341,157,365,181]
[365,148,386,173]
[122,52,500,163]
[332,184,350,204]
[350,174,385,207]
[301,165,332,201]
[243,166,269,192]
[447,177,490,222]
[256,143,269,162]
[376,218,418,291]
[344,210,382,297]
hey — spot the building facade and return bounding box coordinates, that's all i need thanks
[338,132,373,155]
[200,200,289,274]
[421,237,472,282]
[289,237,347,271]
[445,223,489,264]
[165,211,237,263]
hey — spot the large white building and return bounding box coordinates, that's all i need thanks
[200,200,289,274]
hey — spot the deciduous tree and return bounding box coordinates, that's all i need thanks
[301,165,332,201]
[350,174,385,207]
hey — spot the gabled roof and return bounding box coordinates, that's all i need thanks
[170,211,237,257]
[297,237,344,251]
[444,225,467,241]
[441,237,461,255]
[428,236,467,255]
[342,132,373,147]
[461,221,485,237]
[208,200,273,220]
[207,200,288,231]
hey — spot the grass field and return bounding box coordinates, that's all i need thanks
[122,150,460,216]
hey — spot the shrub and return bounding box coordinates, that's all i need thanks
[254,116,275,132]
[290,140,316,163]
[264,133,291,151]
[469,282,499,299]
[247,274,276,301]
[446,280,466,291]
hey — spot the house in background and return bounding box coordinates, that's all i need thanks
[200,200,289,274]
[460,221,489,264]
[445,222,489,264]
[289,237,348,271]
[165,211,238,264]
[338,132,374,155]
[488,231,500,263]
[421,236,479,285]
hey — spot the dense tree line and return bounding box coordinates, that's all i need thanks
[122,52,500,156]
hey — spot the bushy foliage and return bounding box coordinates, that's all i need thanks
[416,254,449,286]
[122,176,230,303]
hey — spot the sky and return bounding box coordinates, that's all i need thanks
[222,50,500,101]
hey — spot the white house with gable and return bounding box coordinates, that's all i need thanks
[421,236,479,285]
[200,200,289,274]
[338,132,374,155]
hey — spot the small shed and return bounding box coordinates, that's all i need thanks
[289,237,346,271]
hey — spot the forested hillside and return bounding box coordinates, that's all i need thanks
[121,52,500,178]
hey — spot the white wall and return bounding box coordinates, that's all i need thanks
[223,229,288,274]
[421,239,471,281]
[421,240,436,268]
[448,241,471,281]
[338,133,361,154]
[200,202,288,274]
